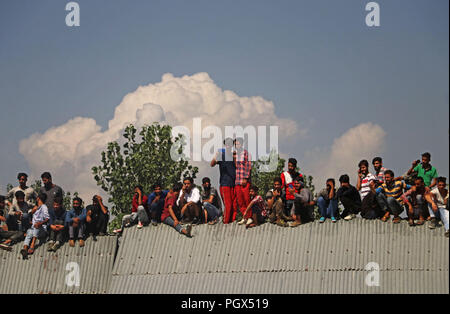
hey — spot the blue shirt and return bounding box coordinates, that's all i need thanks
[65,207,87,225]
[147,190,169,206]
[217,149,236,187]
[49,207,67,226]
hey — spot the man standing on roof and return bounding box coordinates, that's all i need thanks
[234,137,252,224]
[211,138,237,224]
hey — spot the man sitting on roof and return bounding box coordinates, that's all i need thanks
[161,182,192,237]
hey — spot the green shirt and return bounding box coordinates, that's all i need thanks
[414,164,438,187]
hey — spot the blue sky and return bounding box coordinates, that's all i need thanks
[0,0,448,195]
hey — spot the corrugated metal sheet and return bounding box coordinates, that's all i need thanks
[110,219,449,294]
[0,236,117,294]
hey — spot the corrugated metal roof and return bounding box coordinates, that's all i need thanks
[0,236,116,294]
[109,219,449,294]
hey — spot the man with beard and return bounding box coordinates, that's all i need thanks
[147,184,169,226]
[316,178,338,223]
[429,177,449,235]
[234,138,252,225]
[39,172,64,209]
[86,195,109,240]
[406,152,438,188]
[372,157,387,187]
[6,172,37,208]
[20,193,50,259]
[178,177,202,224]
[281,158,303,218]
[0,195,25,252]
[201,177,222,225]
[266,177,291,227]
[6,190,31,231]
[401,177,437,227]
[374,170,411,224]
[289,176,314,227]
[47,196,67,252]
[337,174,361,221]
[357,160,381,219]
[211,138,237,224]
[65,197,87,247]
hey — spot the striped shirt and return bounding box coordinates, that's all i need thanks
[376,181,411,203]
[359,173,377,199]
[235,149,251,185]
[374,166,387,185]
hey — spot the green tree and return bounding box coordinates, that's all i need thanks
[250,150,286,197]
[92,123,198,230]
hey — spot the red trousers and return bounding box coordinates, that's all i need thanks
[236,183,252,219]
[220,186,236,224]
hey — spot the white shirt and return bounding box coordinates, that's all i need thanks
[32,204,50,230]
[431,187,448,209]
[177,187,201,206]
[7,185,37,207]
[359,173,377,199]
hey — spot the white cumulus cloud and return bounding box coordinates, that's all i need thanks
[303,122,387,187]
[19,72,306,201]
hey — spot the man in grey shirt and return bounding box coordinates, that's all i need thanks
[289,176,315,227]
[39,172,64,209]
[6,172,37,208]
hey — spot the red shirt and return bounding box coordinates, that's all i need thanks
[132,194,148,213]
[281,171,302,200]
[161,196,176,222]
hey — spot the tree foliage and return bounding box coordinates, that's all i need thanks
[92,123,199,226]
[250,150,286,197]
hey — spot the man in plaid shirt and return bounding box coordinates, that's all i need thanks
[372,157,387,187]
[234,138,252,221]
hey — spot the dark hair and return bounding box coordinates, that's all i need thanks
[288,158,297,167]
[358,160,369,168]
[152,183,162,190]
[234,137,244,145]
[414,177,424,183]
[293,176,303,183]
[249,185,259,192]
[372,157,382,164]
[437,177,447,184]
[273,177,282,185]
[14,190,25,199]
[422,152,431,160]
[326,178,335,186]
[172,182,183,192]
[134,185,144,193]
[54,196,63,205]
[339,174,350,184]
[38,193,47,204]
[384,170,395,178]
[17,173,28,180]
[223,138,234,146]
[73,197,83,204]
[41,172,52,180]
[183,177,194,184]
[202,177,211,184]
[0,195,5,202]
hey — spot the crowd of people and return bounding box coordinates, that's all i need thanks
[0,137,448,260]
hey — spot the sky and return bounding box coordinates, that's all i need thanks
[0,0,448,200]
